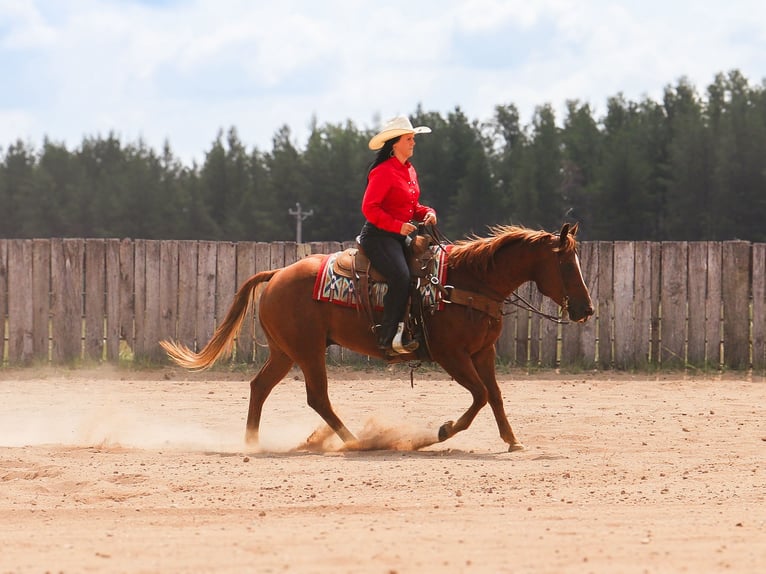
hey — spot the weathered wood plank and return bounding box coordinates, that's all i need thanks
[215,242,237,363]
[177,241,198,350]
[613,242,635,368]
[133,240,147,357]
[0,240,6,363]
[597,242,614,368]
[686,243,708,366]
[196,241,217,350]
[528,285,544,366]
[649,243,662,365]
[159,240,179,345]
[7,240,33,364]
[705,243,723,368]
[31,239,51,361]
[298,243,313,259]
[660,242,688,367]
[105,239,121,361]
[118,239,135,356]
[84,239,106,361]
[142,240,162,361]
[283,242,300,267]
[497,307,516,364]
[51,239,84,363]
[752,243,766,371]
[308,242,328,255]
[235,242,257,362]
[721,241,750,369]
[269,242,286,270]
[539,296,559,367]
[632,242,652,368]
[512,282,534,366]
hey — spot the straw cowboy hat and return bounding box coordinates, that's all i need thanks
[368,116,432,150]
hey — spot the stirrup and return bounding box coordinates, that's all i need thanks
[391,322,418,354]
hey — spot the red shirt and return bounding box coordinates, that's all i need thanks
[361,157,435,234]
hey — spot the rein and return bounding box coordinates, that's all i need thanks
[421,225,570,325]
[504,291,570,324]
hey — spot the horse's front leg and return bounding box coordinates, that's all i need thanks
[472,345,524,452]
[432,350,489,444]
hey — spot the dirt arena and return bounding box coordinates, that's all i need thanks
[1,365,764,573]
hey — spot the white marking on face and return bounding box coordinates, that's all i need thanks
[570,251,593,321]
[574,252,585,283]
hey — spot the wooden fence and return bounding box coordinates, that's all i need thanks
[0,238,764,370]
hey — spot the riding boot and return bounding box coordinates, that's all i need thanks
[375,321,418,355]
[391,322,419,354]
[375,322,398,352]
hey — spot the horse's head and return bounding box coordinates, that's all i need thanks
[535,223,594,323]
[448,222,594,322]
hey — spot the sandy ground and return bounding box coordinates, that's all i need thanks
[1,364,765,574]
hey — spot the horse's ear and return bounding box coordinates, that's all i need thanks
[559,223,571,245]
[570,222,579,236]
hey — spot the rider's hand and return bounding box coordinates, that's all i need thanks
[423,212,437,226]
[400,222,417,236]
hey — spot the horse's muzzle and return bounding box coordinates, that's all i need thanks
[568,303,594,323]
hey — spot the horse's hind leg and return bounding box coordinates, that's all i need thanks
[298,356,357,446]
[245,347,294,446]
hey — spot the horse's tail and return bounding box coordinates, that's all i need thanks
[160,269,280,370]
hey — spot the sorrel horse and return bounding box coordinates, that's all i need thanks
[161,223,593,451]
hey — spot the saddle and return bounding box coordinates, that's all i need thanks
[331,234,434,282]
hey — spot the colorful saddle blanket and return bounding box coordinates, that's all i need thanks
[312,246,449,311]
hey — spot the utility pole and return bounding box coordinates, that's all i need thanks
[288,202,313,243]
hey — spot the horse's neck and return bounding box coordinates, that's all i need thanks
[451,242,537,300]
[492,243,537,296]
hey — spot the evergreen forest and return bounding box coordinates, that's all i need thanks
[2,70,765,243]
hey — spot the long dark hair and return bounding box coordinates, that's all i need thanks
[366,136,401,180]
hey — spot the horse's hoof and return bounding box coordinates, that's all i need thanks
[438,421,454,442]
[508,442,525,453]
[244,430,259,447]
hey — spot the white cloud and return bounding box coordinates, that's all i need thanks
[0,0,765,163]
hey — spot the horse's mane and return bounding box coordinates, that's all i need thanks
[448,224,576,273]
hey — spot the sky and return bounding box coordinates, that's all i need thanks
[2,0,765,165]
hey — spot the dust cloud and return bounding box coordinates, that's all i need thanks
[297,417,438,452]
[0,373,439,453]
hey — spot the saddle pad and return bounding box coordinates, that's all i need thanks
[312,245,449,311]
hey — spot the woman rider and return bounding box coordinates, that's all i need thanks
[358,116,438,354]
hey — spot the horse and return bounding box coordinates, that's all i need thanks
[161,223,593,452]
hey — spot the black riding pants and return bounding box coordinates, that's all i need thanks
[358,222,411,331]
